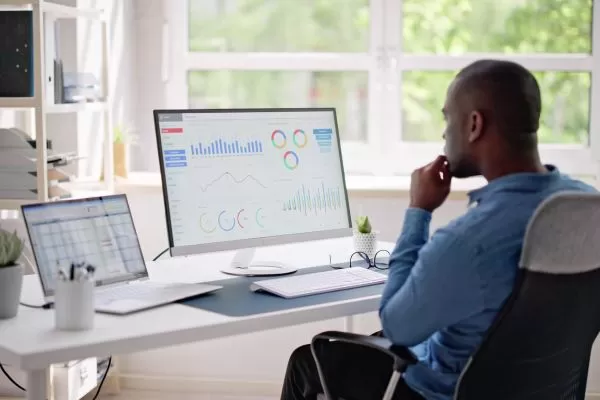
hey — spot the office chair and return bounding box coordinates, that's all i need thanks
[312,191,600,400]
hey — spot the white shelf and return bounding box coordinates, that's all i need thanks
[0,0,103,19]
[0,97,36,108]
[61,179,113,194]
[46,102,107,114]
[0,100,107,113]
[0,181,114,210]
[0,0,35,7]
[40,1,103,20]
[0,198,38,210]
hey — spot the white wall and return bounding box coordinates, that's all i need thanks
[131,0,165,172]
[117,187,600,395]
[131,0,187,172]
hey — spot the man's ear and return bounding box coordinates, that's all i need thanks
[467,110,484,143]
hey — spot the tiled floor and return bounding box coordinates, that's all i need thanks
[101,391,277,400]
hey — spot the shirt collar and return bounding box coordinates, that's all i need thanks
[467,165,560,205]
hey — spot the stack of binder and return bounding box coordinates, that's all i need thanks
[0,128,78,200]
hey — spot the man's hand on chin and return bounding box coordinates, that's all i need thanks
[409,155,452,213]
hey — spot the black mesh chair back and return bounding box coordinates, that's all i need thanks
[455,192,600,400]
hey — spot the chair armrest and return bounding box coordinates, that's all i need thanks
[311,330,418,372]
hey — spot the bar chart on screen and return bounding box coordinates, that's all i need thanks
[312,128,333,153]
[190,137,264,157]
[282,182,343,216]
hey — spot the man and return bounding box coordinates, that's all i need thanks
[280,59,596,400]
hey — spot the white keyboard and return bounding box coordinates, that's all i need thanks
[94,281,221,314]
[250,268,387,298]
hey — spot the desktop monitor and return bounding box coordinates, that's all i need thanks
[153,108,352,276]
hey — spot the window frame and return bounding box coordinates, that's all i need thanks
[166,0,600,177]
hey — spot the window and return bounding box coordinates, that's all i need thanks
[402,71,590,145]
[402,0,592,54]
[188,0,370,53]
[167,0,598,176]
[188,71,368,141]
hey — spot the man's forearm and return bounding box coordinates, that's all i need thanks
[379,208,432,311]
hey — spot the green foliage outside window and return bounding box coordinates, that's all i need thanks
[188,0,592,144]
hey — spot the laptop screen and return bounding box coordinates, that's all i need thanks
[22,194,147,297]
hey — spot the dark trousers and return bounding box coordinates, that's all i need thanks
[281,336,425,400]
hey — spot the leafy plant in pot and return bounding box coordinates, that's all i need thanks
[100,124,138,180]
[0,228,25,319]
[353,216,377,259]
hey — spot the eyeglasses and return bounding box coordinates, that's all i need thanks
[331,249,390,270]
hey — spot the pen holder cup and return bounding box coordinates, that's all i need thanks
[54,279,94,331]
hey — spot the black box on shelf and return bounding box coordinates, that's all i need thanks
[0,10,33,97]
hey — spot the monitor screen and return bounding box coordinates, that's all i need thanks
[21,195,147,297]
[154,108,352,255]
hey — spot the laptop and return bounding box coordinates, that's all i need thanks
[21,194,221,315]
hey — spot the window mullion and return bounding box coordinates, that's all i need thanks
[398,54,592,71]
[382,0,402,168]
[589,1,600,172]
[186,52,372,71]
[366,0,385,158]
[165,0,188,109]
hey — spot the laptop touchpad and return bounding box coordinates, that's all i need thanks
[97,299,150,314]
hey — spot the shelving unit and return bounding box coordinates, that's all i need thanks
[0,0,114,210]
[0,1,119,399]
[0,356,121,399]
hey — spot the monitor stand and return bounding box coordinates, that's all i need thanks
[220,248,298,277]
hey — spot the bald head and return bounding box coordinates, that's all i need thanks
[454,59,542,151]
[442,60,544,179]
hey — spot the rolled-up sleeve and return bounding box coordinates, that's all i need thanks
[379,208,482,346]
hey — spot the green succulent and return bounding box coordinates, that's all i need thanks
[355,216,372,234]
[0,228,24,267]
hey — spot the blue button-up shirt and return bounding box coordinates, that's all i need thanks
[379,166,596,400]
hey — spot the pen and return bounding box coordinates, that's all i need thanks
[75,266,84,282]
[69,262,75,281]
[58,268,67,281]
[86,264,95,279]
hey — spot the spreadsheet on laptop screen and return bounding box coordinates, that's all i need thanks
[22,196,147,296]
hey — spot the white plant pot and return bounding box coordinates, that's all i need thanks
[353,231,378,259]
[0,264,24,319]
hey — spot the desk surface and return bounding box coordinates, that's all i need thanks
[0,238,393,370]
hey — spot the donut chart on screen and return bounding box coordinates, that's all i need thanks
[218,211,236,232]
[199,213,217,233]
[236,208,247,229]
[293,129,307,148]
[271,130,287,149]
[283,151,299,170]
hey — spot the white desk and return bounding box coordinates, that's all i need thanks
[0,238,393,400]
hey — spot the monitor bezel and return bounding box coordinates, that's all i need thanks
[153,107,353,257]
[21,194,149,299]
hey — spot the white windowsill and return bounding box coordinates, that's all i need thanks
[114,172,493,198]
[344,175,488,199]
[115,172,599,199]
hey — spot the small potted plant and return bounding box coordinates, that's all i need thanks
[353,216,377,259]
[101,124,137,180]
[113,125,133,178]
[0,228,24,319]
